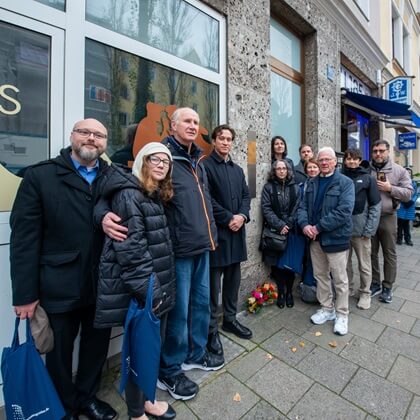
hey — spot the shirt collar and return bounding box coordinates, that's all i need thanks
[70,155,99,171]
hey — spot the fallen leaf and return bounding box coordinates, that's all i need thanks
[291,346,297,353]
[315,331,322,337]
[233,392,241,402]
[328,341,338,348]
[266,353,273,360]
[299,341,305,348]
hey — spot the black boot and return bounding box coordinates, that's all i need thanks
[277,293,285,308]
[286,292,294,308]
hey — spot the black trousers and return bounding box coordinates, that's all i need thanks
[209,263,241,334]
[397,218,411,242]
[125,314,168,417]
[271,266,295,293]
[46,305,111,413]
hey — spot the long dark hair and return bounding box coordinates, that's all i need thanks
[269,159,293,183]
[271,135,288,160]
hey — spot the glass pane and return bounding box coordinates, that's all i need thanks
[85,39,219,165]
[86,0,219,72]
[270,18,301,72]
[271,71,301,163]
[34,0,65,11]
[0,22,50,176]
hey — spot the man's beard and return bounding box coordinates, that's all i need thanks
[73,144,101,162]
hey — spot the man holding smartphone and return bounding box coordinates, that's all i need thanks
[369,139,413,303]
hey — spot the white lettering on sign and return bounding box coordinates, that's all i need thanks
[340,66,371,95]
[0,84,22,115]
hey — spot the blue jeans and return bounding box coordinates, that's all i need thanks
[160,252,210,378]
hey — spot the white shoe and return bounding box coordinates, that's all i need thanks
[334,316,348,335]
[357,294,371,310]
[311,308,336,325]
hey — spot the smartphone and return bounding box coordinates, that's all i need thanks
[377,172,386,182]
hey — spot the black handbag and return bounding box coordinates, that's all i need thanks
[260,226,287,252]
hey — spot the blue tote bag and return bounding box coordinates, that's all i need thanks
[277,232,306,274]
[1,318,65,420]
[120,273,161,402]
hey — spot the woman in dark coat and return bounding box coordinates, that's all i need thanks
[95,142,176,420]
[261,159,300,308]
[271,135,294,169]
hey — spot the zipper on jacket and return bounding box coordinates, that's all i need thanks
[189,161,216,251]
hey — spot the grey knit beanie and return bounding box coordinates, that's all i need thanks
[132,142,172,181]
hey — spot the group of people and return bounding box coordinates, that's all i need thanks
[261,135,414,336]
[9,107,416,419]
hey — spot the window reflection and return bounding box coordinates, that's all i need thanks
[271,71,301,161]
[85,39,219,165]
[34,0,65,11]
[86,0,219,72]
[0,22,50,176]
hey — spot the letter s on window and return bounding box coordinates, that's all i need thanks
[0,84,21,115]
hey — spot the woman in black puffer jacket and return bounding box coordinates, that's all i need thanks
[95,142,176,420]
[261,159,300,308]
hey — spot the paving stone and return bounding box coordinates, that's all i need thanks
[302,322,353,354]
[376,327,420,362]
[411,319,420,338]
[260,328,315,366]
[340,336,397,377]
[270,307,317,336]
[394,288,420,305]
[348,312,385,342]
[416,281,420,291]
[388,355,420,395]
[246,358,313,414]
[227,347,273,382]
[371,306,416,333]
[288,383,365,420]
[186,373,259,419]
[341,368,412,420]
[240,400,286,419]
[400,300,420,318]
[96,386,127,419]
[396,276,418,289]
[220,333,247,363]
[171,402,198,420]
[0,407,4,420]
[371,294,405,312]
[295,347,358,393]
[406,396,420,420]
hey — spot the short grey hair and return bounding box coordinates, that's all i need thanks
[171,107,199,124]
[317,146,336,159]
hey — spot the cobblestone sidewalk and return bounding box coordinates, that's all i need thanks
[2,232,420,420]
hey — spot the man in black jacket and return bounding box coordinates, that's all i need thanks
[204,125,252,357]
[10,119,117,420]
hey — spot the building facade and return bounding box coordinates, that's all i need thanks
[1,0,419,405]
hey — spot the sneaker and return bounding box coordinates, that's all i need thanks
[333,315,348,335]
[310,308,336,324]
[357,294,371,310]
[157,373,198,400]
[370,282,381,297]
[181,351,224,372]
[379,287,393,303]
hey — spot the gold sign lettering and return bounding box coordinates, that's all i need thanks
[0,84,21,115]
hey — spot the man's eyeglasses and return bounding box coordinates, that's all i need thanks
[372,149,388,154]
[147,155,171,168]
[73,129,107,140]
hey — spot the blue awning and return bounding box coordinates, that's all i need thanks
[341,89,420,127]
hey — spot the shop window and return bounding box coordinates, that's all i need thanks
[84,39,219,165]
[0,22,50,176]
[34,0,65,11]
[270,18,303,162]
[86,0,219,72]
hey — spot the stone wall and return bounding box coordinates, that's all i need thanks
[202,0,381,301]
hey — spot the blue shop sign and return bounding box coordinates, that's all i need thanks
[385,77,412,105]
[398,132,417,150]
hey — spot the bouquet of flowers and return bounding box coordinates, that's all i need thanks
[246,283,278,314]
